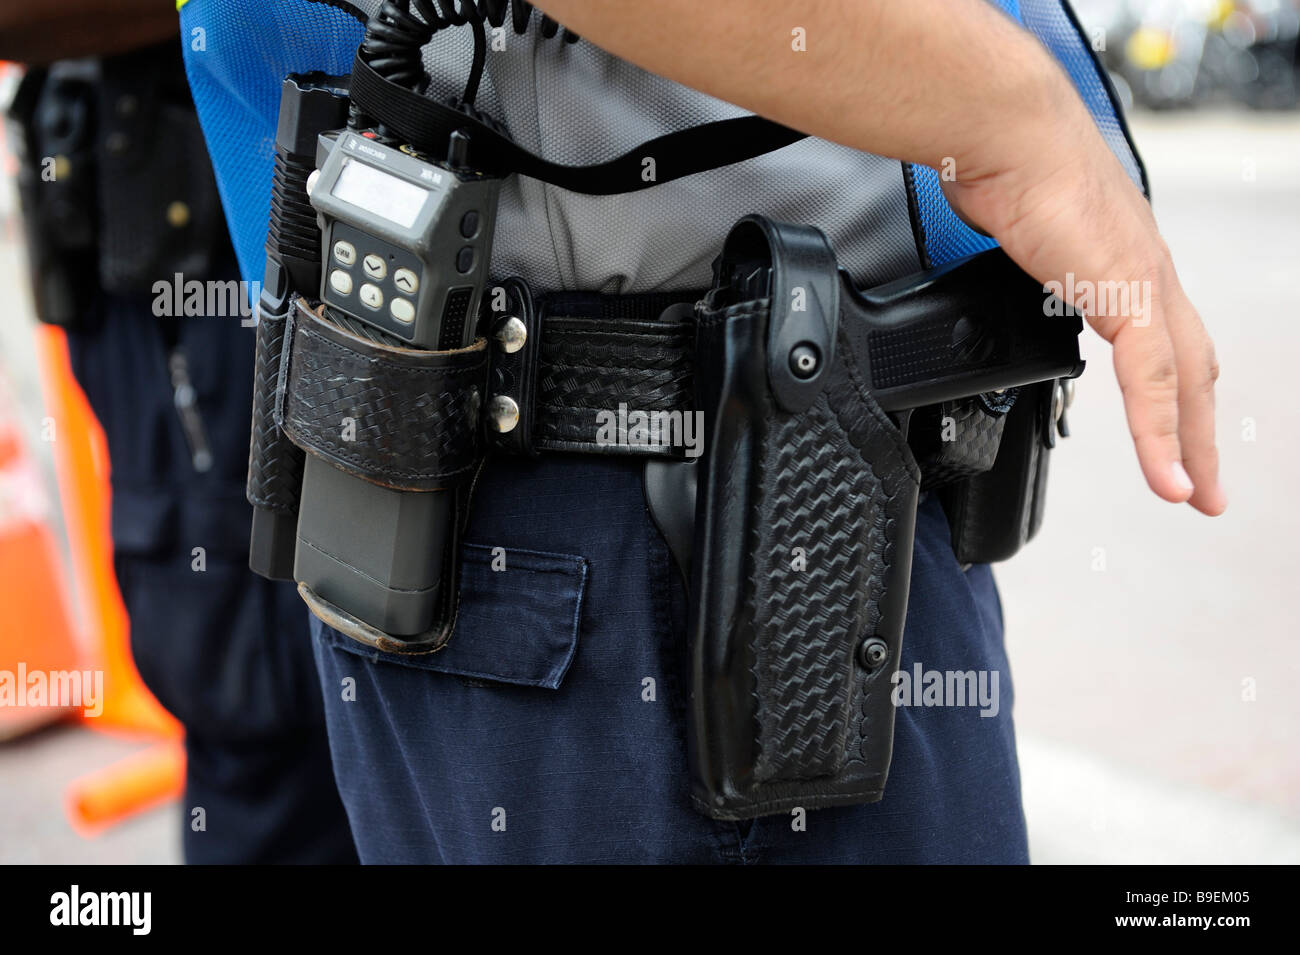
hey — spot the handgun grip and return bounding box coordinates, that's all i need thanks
[841,249,1084,413]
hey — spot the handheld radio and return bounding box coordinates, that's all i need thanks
[288,125,502,638]
[307,129,500,349]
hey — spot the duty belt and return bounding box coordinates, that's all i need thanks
[271,279,1066,478]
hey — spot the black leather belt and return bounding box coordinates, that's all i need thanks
[481,283,1011,486]
[274,282,1015,485]
[485,282,703,458]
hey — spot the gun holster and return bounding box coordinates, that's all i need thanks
[678,215,1084,819]
[8,63,100,326]
[687,218,920,819]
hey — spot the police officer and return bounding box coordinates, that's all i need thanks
[1,5,357,864]
[180,0,1224,863]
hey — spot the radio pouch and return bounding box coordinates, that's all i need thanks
[275,297,488,653]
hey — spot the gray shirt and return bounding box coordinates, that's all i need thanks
[358,3,923,292]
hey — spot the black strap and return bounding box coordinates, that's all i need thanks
[516,292,1017,484]
[531,293,699,455]
[349,53,807,195]
[277,299,489,491]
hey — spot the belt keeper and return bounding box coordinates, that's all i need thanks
[484,277,541,455]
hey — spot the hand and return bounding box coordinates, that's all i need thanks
[941,80,1226,516]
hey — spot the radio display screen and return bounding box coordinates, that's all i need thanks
[332,158,427,229]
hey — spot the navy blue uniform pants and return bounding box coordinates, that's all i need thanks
[312,454,1028,864]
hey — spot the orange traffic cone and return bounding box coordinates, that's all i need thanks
[32,324,180,740]
[0,367,81,739]
[28,325,185,833]
[66,739,187,837]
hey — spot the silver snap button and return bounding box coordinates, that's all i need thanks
[488,395,520,433]
[493,316,527,354]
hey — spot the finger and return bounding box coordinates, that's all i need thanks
[1168,299,1226,515]
[938,178,993,238]
[1108,318,1192,503]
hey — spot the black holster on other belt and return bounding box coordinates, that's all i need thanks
[7,42,230,327]
[8,63,99,326]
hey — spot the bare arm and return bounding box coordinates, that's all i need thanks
[536,0,1059,176]
[0,0,177,64]
[536,0,1226,516]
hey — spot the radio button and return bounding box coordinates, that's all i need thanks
[393,268,419,294]
[359,283,383,310]
[390,298,415,323]
[328,269,353,296]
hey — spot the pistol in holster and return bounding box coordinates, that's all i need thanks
[673,216,1082,818]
